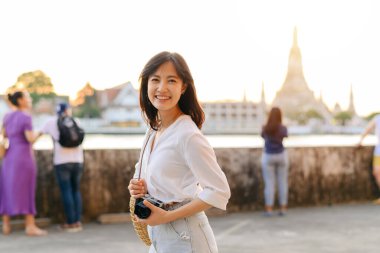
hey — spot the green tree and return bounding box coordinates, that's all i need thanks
[334,111,352,126]
[11,70,56,105]
[296,113,307,125]
[365,112,380,121]
[287,110,308,125]
[73,93,101,118]
[287,109,325,125]
[305,109,323,120]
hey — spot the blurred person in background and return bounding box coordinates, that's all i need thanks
[261,107,289,216]
[0,91,47,236]
[39,102,84,232]
[358,114,380,204]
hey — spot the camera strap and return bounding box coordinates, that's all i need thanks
[137,130,153,180]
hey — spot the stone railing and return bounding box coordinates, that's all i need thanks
[18,146,379,222]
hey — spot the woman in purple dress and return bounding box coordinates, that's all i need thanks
[0,91,47,236]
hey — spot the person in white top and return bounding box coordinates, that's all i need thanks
[358,114,380,204]
[39,103,84,232]
[128,51,231,253]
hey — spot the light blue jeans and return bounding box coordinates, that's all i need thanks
[148,210,218,253]
[261,151,289,207]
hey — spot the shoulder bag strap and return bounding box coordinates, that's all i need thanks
[137,130,153,180]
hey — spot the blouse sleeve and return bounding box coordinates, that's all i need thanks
[22,115,33,131]
[183,132,231,210]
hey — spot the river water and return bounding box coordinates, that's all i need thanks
[33,134,377,150]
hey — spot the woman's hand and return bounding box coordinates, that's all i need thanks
[136,198,212,226]
[128,178,147,198]
[136,200,172,226]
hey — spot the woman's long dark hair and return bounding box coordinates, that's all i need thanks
[263,107,282,136]
[139,51,205,130]
[7,91,24,107]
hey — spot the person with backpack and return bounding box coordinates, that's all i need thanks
[39,102,85,232]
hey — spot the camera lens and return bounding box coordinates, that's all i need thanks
[134,200,151,219]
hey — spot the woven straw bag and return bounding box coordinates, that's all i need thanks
[129,131,152,246]
[129,196,151,246]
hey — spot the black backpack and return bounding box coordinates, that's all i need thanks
[57,116,85,148]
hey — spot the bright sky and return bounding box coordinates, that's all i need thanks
[1,0,380,116]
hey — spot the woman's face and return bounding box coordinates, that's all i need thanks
[18,92,32,109]
[147,61,186,114]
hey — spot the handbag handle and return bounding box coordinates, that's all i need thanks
[137,130,152,180]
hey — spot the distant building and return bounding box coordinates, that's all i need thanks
[202,86,266,134]
[333,102,343,114]
[346,84,364,126]
[272,27,332,124]
[33,96,69,115]
[72,82,146,131]
[271,27,359,129]
[98,82,145,128]
[347,84,356,115]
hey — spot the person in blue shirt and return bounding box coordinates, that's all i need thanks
[261,107,289,216]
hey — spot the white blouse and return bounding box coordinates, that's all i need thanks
[40,116,84,165]
[134,115,231,210]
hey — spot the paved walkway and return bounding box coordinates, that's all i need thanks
[1,203,379,253]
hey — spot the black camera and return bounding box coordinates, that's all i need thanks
[134,194,164,219]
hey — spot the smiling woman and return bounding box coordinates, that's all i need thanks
[128,51,231,253]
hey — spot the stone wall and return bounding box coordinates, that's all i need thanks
[217,146,377,212]
[20,146,380,222]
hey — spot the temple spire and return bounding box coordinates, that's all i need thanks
[260,81,267,113]
[260,81,266,105]
[348,83,356,114]
[318,89,323,102]
[293,26,298,48]
[282,26,306,89]
[272,27,323,120]
[242,87,247,103]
